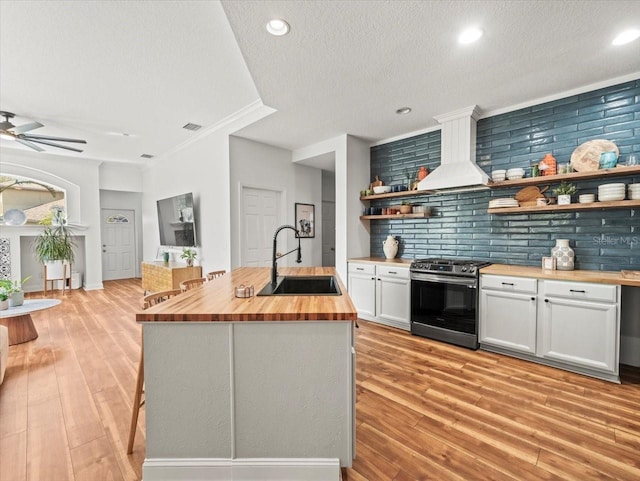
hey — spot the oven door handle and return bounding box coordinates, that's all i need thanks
[411,273,477,287]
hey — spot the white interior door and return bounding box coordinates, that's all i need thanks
[241,187,281,267]
[322,200,335,266]
[101,208,136,281]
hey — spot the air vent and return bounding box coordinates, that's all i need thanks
[182,122,202,131]
[140,153,154,159]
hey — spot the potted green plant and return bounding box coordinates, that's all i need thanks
[7,276,31,307]
[180,248,197,267]
[0,279,11,310]
[553,181,577,205]
[400,201,412,214]
[34,208,75,284]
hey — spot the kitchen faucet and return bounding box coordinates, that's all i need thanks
[271,225,302,285]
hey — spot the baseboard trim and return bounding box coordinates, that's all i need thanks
[142,457,341,481]
[620,335,640,367]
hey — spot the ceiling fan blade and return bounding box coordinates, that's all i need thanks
[20,133,87,144]
[12,121,44,134]
[15,137,45,152]
[25,137,84,153]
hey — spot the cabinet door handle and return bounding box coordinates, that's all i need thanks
[545,299,549,303]
[371,277,375,280]
[569,289,586,293]
[531,297,535,301]
[356,267,364,271]
[501,282,515,286]
[388,271,397,275]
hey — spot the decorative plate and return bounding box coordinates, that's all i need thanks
[3,208,27,225]
[570,139,619,172]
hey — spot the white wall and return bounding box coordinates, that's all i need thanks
[1,148,104,290]
[292,135,370,283]
[229,136,323,268]
[99,162,144,192]
[141,103,274,276]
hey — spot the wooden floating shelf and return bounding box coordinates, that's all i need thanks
[360,189,434,201]
[360,213,432,220]
[488,165,640,189]
[488,199,640,214]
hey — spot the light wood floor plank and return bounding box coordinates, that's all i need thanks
[69,435,125,481]
[0,430,27,481]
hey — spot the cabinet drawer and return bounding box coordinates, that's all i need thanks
[348,263,375,275]
[481,275,537,294]
[542,280,617,303]
[376,265,409,279]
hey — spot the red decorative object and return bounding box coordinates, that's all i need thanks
[539,153,557,176]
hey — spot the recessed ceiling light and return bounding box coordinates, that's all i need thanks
[266,18,290,36]
[612,28,640,46]
[458,27,483,44]
[396,107,412,115]
[140,153,154,159]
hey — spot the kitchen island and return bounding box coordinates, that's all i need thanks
[137,267,357,481]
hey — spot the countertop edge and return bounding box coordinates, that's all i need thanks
[481,264,640,287]
[348,257,413,266]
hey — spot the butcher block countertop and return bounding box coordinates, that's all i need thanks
[481,264,640,287]
[137,266,357,323]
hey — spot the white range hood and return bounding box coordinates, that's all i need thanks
[417,105,489,191]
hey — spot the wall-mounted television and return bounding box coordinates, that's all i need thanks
[156,192,197,247]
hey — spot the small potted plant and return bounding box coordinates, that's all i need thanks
[0,279,11,310]
[553,181,577,205]
[400,201,412,214]
[180,248,197,267]
[8,276,31,307]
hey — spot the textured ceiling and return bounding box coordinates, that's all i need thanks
[0,0,259,164]
[1,1,639,166]
[222,0,640,150]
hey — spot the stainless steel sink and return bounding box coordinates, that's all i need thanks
[257,276,341,296]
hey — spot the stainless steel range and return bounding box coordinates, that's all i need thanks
[410,258,491,349]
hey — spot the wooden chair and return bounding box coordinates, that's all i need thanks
[206,270,226,281]
[127,289,181,454]
[179,277,206,292]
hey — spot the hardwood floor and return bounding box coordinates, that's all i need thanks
[1,278,639,480]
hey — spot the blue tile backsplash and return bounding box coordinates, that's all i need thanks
[370,80,640,271]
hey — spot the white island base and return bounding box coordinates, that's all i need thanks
[141,320,355,481]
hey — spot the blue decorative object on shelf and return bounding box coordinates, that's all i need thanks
[599,151,618,169]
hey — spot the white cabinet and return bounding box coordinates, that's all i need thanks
[540,281,619,374]
[348,262,410,330]
[347,263,376,318]
[479,274,620,382]
[479,275,537,354]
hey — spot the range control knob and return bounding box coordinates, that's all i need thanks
[461,266,468,272]
[470,267,476,273]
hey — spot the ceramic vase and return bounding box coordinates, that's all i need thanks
[551,239,575,271]
[0,299,7,311]
[557,194,571,205]
[383,235,398,259]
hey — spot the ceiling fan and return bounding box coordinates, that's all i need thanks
[0,111,87,153]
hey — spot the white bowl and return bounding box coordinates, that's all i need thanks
[506,168,525,174]
[506,173,524,180]
[579,194,595,204]
[373,185,392,194]
[598,193,625,202]
[598,183,626,190]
